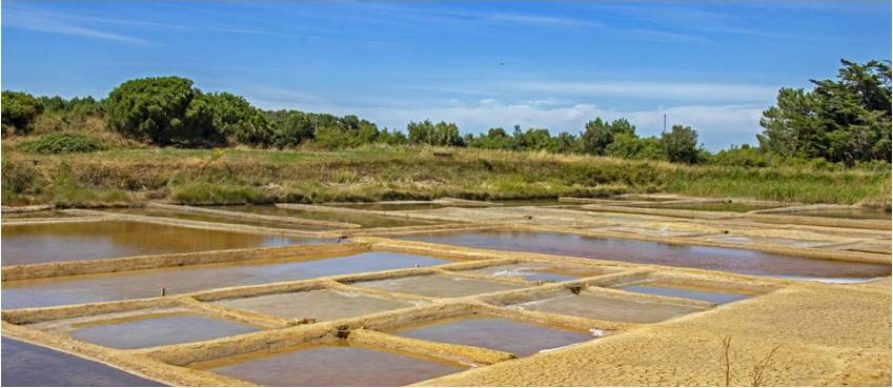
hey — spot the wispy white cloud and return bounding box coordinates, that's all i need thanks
[506,80,778,102]
[3,7,153,45]
[484,13,599,28]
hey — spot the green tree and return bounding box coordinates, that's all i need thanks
[2,91,44,135]
[407,120,464,146]
[580,118,635,155]
[267,110,315,147]
[758,59,891,165]
[105,76,223,147]
[205,92,273,146]
[662,125,701,164]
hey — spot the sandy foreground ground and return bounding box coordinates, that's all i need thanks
[418,278,892,387]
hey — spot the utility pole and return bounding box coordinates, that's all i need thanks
[663,114,667,133]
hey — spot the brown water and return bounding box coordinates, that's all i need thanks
[214,289,413,321]
[508,291,704,323]
[3,252,450,309]
[104,208,334,231]
[71,313,256,349]
[618,283,751,304]
[400,230,891,279]
[211,205,437,228]
[393,317,594,356]
[1,338,164,386]
[354,274,522,298]
[205,342,463,386]
[1,221,303,265]
[465,263,609,282]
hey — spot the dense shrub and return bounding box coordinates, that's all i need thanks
[662,125,701,164]
[19,133,105,154]
[105,76,223,147]
[2,91,44,135]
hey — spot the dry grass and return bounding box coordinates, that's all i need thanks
[1,145,889,206]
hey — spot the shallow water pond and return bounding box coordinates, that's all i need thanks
[399,230,891,279]
[213,288,413,321]
[618,282,752,304]
[508,291,703,323]
[203,342,463,386]
[71,313,257,349]
[1,221,302,265]
[354,274,522,298]
[104,208,334,231]
[1,338,163,386]
[3,252,450,309]
[393,317,594,356]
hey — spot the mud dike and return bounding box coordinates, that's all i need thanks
[2,197,890,386]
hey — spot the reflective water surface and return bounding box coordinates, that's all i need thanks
[2,221,302,265]
[3,252,449,309]
[205,343,463,386]
[1,338,163,386]
[400,230,891,279]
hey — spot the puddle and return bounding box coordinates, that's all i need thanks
[465,263,608,282]
[629,202,781,212]
[202,342,463,386]
[774,208,892,220]
[334,203,451,211]
[214,289,413,321]
[393,317,594,356]
[104,208,334,231]
[2,210,78,219]
[3,252,450,309]
[70,313,257,349]
[1,221,303,265]
[354,274,522,298]
[508,291,704,323]
[617,282,751,304]
[211,205,437,228]
[494,199,565,207]
[706,235,829,248]
[600,225,698,237]
[399,230,891,279]
[1,338,163,386]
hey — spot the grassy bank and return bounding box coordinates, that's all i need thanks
[2,145,890,208]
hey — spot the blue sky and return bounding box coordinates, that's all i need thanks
[2,1,890,150]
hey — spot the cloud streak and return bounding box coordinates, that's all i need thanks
[3,5,154,45]
[506,81,779,102]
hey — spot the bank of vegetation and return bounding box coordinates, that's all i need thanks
[1,60,889,208]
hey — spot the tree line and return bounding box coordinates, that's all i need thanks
[2,59,889,166]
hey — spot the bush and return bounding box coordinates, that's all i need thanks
[2,91,44,135]
[662,125,701,164]
[105,76,223,147]
[19,133,105,154]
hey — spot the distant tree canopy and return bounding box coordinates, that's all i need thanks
[759,59,892,166]
[407,120,464,147]
[2,91,44,134]
[580,118,635,156]
[4,59,889,168]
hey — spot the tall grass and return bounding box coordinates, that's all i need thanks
[1,145,888,206]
